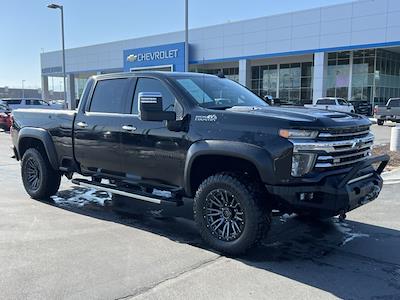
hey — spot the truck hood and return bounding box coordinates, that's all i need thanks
[226,106,370,128]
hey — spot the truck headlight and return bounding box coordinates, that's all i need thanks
[291,153,317,177]
[279,129,318,139]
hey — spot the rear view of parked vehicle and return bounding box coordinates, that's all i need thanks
[305,97,355,113]
[374,98,400,125]
[0,104,12,131]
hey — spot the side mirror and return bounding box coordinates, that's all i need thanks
[139,92,176,122]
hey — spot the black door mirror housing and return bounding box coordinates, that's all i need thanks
[138,92,176,122]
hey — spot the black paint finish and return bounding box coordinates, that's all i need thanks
[11,72,373,203]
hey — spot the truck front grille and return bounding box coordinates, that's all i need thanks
[291,125,374,171]
[315,126,372,169]
[317,125,370,141]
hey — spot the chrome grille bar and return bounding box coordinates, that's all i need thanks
[318,129,370,138]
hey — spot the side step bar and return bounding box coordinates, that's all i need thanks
[72,178,182,206]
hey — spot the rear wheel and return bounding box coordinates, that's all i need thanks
[377,119,384,126]
[193,173,271,255]
[21,148,61,200]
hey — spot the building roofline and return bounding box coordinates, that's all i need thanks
[42,0,357,55]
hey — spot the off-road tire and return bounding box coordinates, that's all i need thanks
[193,173,271,255]
[21,148,61,200]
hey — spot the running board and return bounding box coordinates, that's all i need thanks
[72,178,181,206]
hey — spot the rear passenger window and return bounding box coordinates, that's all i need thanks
[5,100,21,105]
[89,79,130,113]
[317,99,335,105]
[390,99,400,107]
[132,78,175,114]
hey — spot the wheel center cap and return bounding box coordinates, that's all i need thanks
[222,208,232,219]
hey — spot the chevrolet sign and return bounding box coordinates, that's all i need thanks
[127,49,179,63]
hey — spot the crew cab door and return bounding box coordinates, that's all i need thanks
[74,77,134,175]
[119,77,188,187]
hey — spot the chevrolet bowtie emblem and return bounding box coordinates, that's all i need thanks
[127,54,138,62]
[351,139,363,149]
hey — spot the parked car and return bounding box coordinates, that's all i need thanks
[11,72,389,255]
[374,98,400,125]
[48,100,66,110]
[305,97,355,113]
[349,99,372,116]
[0,103,11,131]
[0,98,52,110]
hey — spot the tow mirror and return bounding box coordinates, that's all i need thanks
[138,92,176,122]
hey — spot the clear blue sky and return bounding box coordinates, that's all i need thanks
[0,0,353,89]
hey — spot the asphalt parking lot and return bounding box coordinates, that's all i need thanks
[0,128,400,299]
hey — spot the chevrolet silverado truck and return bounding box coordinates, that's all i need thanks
[10,72,389,255]
[374,98,400,125]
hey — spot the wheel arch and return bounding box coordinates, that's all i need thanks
[17,127,59,170]
[184,140,275,197]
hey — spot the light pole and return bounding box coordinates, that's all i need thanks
[21,80,26,98]
[184,0,189,72]
[47,3,67,108]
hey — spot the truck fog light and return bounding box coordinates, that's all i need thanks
[291,153,316,177]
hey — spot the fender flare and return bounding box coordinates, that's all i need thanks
[17,127,59,170]
[183,140,276,196]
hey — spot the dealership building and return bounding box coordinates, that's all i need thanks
[41,0,400,108]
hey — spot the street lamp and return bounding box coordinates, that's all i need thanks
[47,3,67,108]
[184,0,189,72]
[21,80,26,98]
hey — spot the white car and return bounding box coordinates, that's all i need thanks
[305,97,355,113]
[0,98,54,110]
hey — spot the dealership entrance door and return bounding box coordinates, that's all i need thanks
[130,64,173,72]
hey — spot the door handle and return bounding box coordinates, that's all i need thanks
[77,121,88,128]
[122,125,137,132]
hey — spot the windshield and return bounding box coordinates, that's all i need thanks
[173,76,268,109]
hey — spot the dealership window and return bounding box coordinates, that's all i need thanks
[373,49,400,104]
[251,64,278,98]
[351,49,375,102]
[194,67,239,82]
[326,51,350,99]
[89,79,130,113]
[252,62,313,105]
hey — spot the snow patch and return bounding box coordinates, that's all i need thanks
[334,219,369,246]
[51,188,112,207]
[279,213,295,223]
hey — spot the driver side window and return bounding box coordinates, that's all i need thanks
[132,78,175,114]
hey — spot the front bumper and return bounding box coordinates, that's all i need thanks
[266,155,389,217]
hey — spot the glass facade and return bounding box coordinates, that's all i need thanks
[251,62,313,104]
[326,49,400,105]
[374,49,400,104]
[193,67,239,82]
[326,51,351,99]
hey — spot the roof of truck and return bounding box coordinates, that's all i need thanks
[93,71,220,81]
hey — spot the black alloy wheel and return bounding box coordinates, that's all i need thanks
[205,188,245,242]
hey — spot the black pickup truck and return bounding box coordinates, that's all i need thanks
[11,72,389,255]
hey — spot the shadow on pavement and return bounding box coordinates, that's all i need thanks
[38,186,400,299]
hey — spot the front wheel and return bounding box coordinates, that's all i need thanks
[377,119,384,126]
[193,173,271,255]
[21,148,61,200]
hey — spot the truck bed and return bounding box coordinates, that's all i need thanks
[11,108,76,166]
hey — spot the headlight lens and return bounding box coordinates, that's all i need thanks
[279,129,318,139]
[291,153,317,177]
